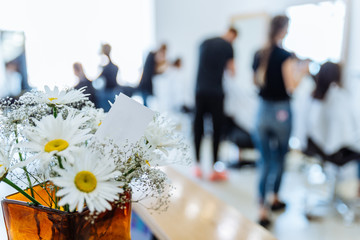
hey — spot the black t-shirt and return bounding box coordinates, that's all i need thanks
[196,37,234,96]
[100,61,119,90]
[138,52,156,94]
[252,46,292,101]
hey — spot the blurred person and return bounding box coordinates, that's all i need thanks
[99,43,119,90]
[303,62,360,196]
[2,61,22,99]
[73,62,96,104]
[137,44,168,107]
[13,51,30,92]
[252,15,309,227]
[96,43,119,111]
[193,27,237,181]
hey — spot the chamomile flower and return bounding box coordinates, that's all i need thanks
[141,114,191,167]
[35,86,89,105]
[52,149,124,213]
[144,114,178,155]
[20,113,91,167]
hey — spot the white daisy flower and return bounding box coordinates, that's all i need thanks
[20,113,91,167]
[144,114,178,155]
[137,137,183,168]
[52,149,124,213]
[141,114,191,167]
[35,86,89,105]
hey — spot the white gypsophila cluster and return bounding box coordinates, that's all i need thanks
[0,85,190,215]
[87,137,175,212]
[0,95,51,134]
[79,106,106,133]
[0,86,90,168]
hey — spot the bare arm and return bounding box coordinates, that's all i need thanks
[282,58,309,93]
[155,61,169,74]
[226,59,235,77]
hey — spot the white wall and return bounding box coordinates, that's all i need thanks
[344,0,360,118]
[346,0,360,79]
[154,0,357,106]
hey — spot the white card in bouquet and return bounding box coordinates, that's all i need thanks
[95,93,154,146]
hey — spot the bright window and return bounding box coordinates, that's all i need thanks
[283,0,346,64]
[0,0,155,89]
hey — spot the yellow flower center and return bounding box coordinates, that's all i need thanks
[48,97,58,101]
[74,171,97,193]
[145,160,151,167]
[44,139,69,153]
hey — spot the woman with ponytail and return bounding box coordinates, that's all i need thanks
[252,15,309,227]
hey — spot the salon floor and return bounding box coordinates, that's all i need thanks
[176,134,360,240]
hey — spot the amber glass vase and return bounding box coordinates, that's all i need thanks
[1,184,131,240]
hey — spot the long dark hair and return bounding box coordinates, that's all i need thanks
[256,15,289,86]
[312,62,341,100]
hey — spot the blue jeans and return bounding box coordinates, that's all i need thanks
[253,99,292,203]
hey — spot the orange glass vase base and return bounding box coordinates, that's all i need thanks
[1,185,131,240]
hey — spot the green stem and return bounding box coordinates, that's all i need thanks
[54,186,59,210]
[3,178,40,206]
[57,156,64,169]
[52,106,58,118]
[14,128,35,198]
[123,163,141,178]
[26,173,57,207]
[23,167,35,198]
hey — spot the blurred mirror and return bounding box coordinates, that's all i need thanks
[231,13,269,90]
[0,30,28,99]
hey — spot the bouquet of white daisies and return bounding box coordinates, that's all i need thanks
[0,86,189,215]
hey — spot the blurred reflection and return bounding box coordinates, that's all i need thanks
[216,217,238,240]
[201,201,217,220]
[4,61,22,98]
[0,31,28,99]
[184,201,200,219]
[171,180,184,199]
